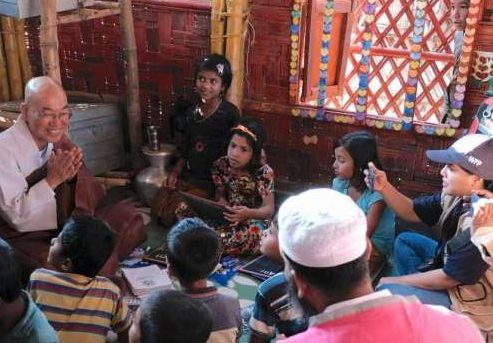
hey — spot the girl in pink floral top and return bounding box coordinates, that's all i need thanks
[212,119,275,255]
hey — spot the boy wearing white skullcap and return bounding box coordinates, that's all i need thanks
[278,188,483,343]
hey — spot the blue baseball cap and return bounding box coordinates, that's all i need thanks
[426,134,493,180]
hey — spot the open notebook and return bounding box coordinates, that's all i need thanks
[122,264,172,298]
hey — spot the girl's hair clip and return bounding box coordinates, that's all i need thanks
[216,63,224,76]
[232,125,257,142]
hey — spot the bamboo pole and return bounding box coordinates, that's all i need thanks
[0,30,10,102]
[119,0,143,168]
[1,16,23,100]
[225,0,248,109]
[211,0,226,55]
[14,19,32,85]
[239,0,249,109]
[40,0,61,84]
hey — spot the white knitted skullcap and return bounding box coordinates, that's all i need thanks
[278,188,367,268]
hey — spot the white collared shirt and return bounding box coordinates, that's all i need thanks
[0,119,57,231]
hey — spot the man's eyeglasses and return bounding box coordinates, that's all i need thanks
[33,109,72,121]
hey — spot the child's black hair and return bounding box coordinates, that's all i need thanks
[60,215,116,277]
[478,177,493,193]
[230,117,266,172]
[458,166,493,192]
[166,217,222,284]
[195,54,233,92]
[336,131,383,191]
[0,238,22,303]
[139,289,212,343]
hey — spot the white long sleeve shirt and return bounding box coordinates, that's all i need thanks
[0,119,57,232]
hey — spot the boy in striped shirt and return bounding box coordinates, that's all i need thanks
[29,215,131,343]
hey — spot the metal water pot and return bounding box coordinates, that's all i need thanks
[135,141,176,206]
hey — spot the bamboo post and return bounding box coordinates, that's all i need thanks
[225,0,248,110]
[239,0,249,108]
[14,19,32,84]
[40,0,62,84]
[1,16,23,100]
[119,0,143,168]
[211,0,226,55]
[0,30,10,101]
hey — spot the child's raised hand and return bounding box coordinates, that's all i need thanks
[471,203,493,266]
[464,190,493,210]
[473,189,493,199]
[472,203,493,234]
[364,162,388,192]
[224,206,251,225]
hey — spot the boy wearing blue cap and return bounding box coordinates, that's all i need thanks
[371,134,493,339]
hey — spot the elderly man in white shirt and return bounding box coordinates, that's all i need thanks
[0,76,146,278]
[0,76,82,231]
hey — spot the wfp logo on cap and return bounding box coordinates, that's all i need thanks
[467,155,483,166]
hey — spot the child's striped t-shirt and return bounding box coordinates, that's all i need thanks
[29,268,130,343]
